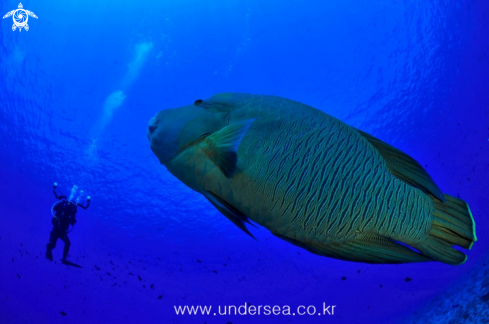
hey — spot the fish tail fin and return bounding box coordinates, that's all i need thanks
[416,194,477,265]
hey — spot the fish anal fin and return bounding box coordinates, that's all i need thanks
[203,119,255,178]
[204,191,256,239]
[273,232,430,264]
[355,128,445,202]
[331,234,431,264]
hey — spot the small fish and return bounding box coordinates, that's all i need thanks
[147,93,476,265]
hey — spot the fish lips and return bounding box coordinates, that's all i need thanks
[147,107,200,164]
[147,105,227,164]
[147,116,159,139]
[147,115,177,164]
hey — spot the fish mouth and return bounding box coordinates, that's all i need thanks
[147,115,174,165]
[147,116,159,140]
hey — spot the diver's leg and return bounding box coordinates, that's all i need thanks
[62,233,71,261]
[45,228,58,261]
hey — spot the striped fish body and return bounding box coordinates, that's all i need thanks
[196,94,430,243]
[150,93,476,264]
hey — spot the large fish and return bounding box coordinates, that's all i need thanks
[147,93,476,265]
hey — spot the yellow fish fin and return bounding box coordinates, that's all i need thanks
[203,191,257,239]
[203,119,256,178]
[354,128,445,202]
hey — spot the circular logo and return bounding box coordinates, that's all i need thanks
[13,9,28,28]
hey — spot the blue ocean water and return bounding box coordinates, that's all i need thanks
[0,0,488,323]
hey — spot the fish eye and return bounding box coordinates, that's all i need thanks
[194,99,203,106]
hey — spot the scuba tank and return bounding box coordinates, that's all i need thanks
[52,184,86,232]
[68,185,79,203]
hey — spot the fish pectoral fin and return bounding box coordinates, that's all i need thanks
[354,128,445,202]
[203,118,256,178]
[203,191,256,239]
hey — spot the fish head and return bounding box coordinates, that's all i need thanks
[148,104,226,164]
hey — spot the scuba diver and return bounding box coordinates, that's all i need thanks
[46,183,90,264]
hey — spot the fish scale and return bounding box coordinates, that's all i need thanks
[251,113,377,241]
[233,96,429,241]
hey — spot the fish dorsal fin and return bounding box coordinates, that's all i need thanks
[203,119,255,178]
[203,191,256,239]
[355,128,445,202]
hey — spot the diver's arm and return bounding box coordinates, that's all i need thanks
[77,203,89,210]
[53,189,66,200]
[77,197,91,210]
[52,183,66,200]
[56,193,67,200]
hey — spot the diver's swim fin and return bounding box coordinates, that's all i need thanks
[61,259,82,268]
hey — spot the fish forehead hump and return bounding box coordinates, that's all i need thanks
[200,92,312,115]
[199,93,327,130]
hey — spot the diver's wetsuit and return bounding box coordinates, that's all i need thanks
[46,188,90,261]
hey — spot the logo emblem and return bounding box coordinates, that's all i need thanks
[3,3,38,32]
